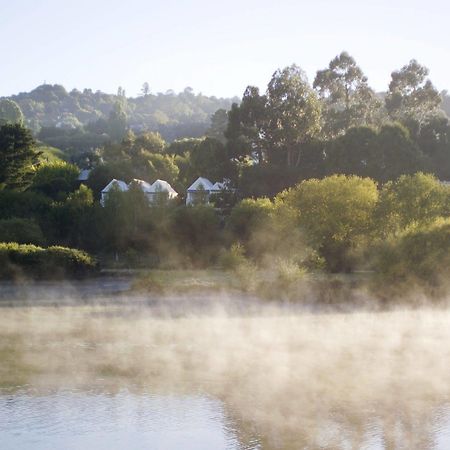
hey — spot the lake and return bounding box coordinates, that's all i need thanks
[1,280,450,449]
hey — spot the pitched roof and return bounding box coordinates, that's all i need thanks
[130,178,153,192]
[78,169,91,181]
[150,179,178,196]
[101,179,129,193]
[187,177,214,192]
[211,181,225,191]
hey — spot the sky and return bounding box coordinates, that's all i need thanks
[1,0,449,98]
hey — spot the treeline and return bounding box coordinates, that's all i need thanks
[0,123,450,290]
[1,84,237,150]
[223,55,450,196]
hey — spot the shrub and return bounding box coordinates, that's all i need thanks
[373,218,450,286]
[30,161,80,199]
[0,243,96,279]
[0,218,45,245]
[376,172,450,236]
[280,174,379,272]
[218,243,247,270]
[171,205,222,267]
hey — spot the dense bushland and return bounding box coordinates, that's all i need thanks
[0,243,96,279]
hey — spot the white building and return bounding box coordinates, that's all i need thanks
[186,177,214,205]
[100,178,178,206]
[100,179,129,206]
[185,177,233,205]
[148,179,178,203]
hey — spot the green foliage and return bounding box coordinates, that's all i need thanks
[281,175,379,271]
[50,185,95,247]
[206,109,228,143]
[385,59,441,124]
[0,124,40,190]
[373,218,450,286]
[376,173,450,235]
[314,52,383,137]
[0,218,45,246]
[417,116,450,180]
[8,83,237,144]
[0,99,24,126]
[108,101,128,142]
[0,190,51,219]
[189,137,235,183]
[86,163,133,199]
[30,161,80,199]
[0,243,96,279]
[227,198,275,244]
[172,205,222,267]
[326,123,425,182]
[218,243,248,270]
[37,145,65,163]
[265,65,322,167]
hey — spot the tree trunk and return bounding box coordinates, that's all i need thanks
[295,143,302,168]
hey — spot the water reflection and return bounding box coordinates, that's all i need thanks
[0,389,252,450]
[2,297,450,449]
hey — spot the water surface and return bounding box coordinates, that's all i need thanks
[2,282,450,449]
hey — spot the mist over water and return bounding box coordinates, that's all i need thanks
[2,283,450,449]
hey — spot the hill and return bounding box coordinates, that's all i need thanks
[5,84,239,142]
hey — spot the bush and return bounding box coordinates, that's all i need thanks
[218,243,247,270]
[280,174,379,272]
[376,172,450,236]
[172,205,222,267]
[0,218,45,245]
[0,243,96,279]
[373,218,450,287]
[30,161,80,199]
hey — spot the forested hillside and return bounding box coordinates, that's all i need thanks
[4,84,238,141]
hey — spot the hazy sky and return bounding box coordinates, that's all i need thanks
[1,0,449,98]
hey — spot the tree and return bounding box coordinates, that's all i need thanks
[132,131,166,154]
[227,198,274,246]
[375,123,425,182]
[52,184,95,247]
[416,115,450,180]
[30,161,80,199]
[108,101,128,142]
[141,82,150,97]
[373,217,450,286]
[326,123,425,182]
[225,103,253,163]
[0,218,45,246]
[0,99,24,126]
[313,52,382,137]
[326,126,379,178]
[385,59,441,125]
[0,124,40,190]
[206,109,228,144]
[264,65,322,168]
[239,86,268,164]
[189,138,235,183]
[376,173,450,235]
[280,175,379,271]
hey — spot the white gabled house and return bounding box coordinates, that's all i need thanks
[100,178,178,206]
[149,179,178,203]
[185,177,234,205]
[100,179,129,206]
[186,177,214,205]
